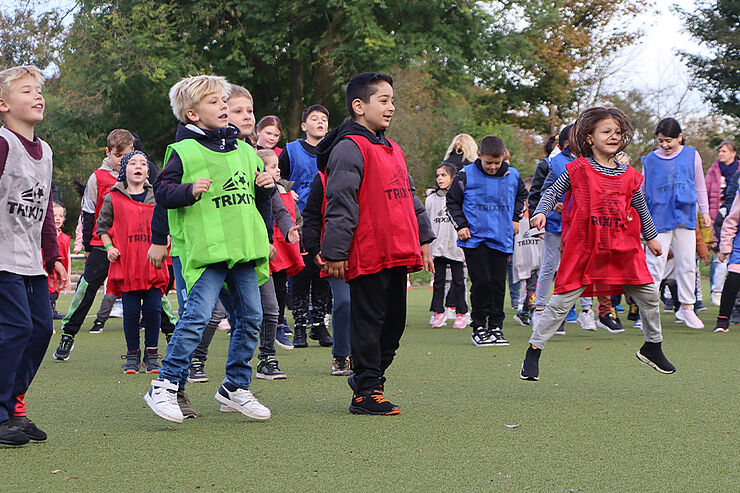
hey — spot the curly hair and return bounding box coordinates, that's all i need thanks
[570,107,633,158]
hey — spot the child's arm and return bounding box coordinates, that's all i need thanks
[720,191,740,261]
[409,173,435,246]
[154,150,201,209]
[147,204,170,268]
[445,171,468,232]
[302,173,326,265]
[693,150,710,226]
[531,170,573,229]
[271,192,299,243]
[96,195,120,261]
[513,175,528,235]
[40,193,61,272]
[527,158,549,214]
[629,190,662,256]
[254,167,276,206]
[80,173,98,252]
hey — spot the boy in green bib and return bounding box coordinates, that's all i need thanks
[144,75,276,423]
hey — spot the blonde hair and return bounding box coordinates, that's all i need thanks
[228,84,253,103]
[168,75,231,123]
[445,134,477,163]
[0,65,44,119]
[256,149,278,168]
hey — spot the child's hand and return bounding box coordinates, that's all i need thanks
[269,244,277,260]
[325,260,348,280]
[147,244,168,268]
[554,202,563,214]
[192,177,213,198]
[457,227,471,240]
[421,243,435,273]
[287,225,300,244]
[513,221,520,236]
[702,213,711,228]
[107,245,121,262]
[255,170,275,189]
[530,213,546,230]
[314,254,326,269]
[291,190,299,202]
[646,238,662,257]
[719,252,728,262]
[53,260,68,287]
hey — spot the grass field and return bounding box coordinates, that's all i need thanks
[4,285,738,492]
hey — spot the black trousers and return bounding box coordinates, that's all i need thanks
[61,248,110,336]
[272,269,288,325]
[430,257,467,314]
[719,271,740,318]
[291,261,331,327]
[348,266,407,393]
[463,245,509,329]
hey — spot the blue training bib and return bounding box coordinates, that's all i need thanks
[286,140,318,212]
[641,146,697,232]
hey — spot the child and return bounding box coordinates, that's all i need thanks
[278,105,332,348]
[521,106,675,381]
[227,85,257,144]
[713,189,740,332]
[447,136,528,346]
[317,72,435,415]
[255,115,283,156]
[144,74,274,423]
[97,150,170,373]
[511,176,543,326]
[49,203,71,319]
[54,129,135,359]
[0,65,66,445]
[641,117,710,329]
[426,163,468,328]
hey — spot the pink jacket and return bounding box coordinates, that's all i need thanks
[705,161,723,220]
[720,191,740,272]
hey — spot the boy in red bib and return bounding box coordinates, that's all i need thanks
[317,72,435,415]
[97,150,169,373]
[49,203,71,319]
[521,107,676,381]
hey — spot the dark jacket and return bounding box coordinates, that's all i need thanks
[302,172,326,260]
[528,157,550,214]
[316,120,435,261]
[446,159,528,231]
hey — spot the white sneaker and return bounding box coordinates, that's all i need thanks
[144,379,184,423]
[711,292,722,306]
[219,404,238,413]
[675,306,704,329]
[110,298,123,318]
[444,307,456,320]
[214,385,271,420]
[576,308,597,331]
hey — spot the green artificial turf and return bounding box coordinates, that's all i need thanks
[4,286,738,491]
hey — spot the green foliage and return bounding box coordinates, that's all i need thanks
[0,5,64,68]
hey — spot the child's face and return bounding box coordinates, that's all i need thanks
[125,154,149,186]
[479,153,504,174]
[257,125,281,149]
[718,145,736,165]
[0,74,45,126]
[301,111,328,140]
[106,145,134,171]
[228,97,255,138]
[656,132,682,156]
[264,159,280,181]
[53,205,65,230]
[589,117,623,158]
[435,169,453,189]
[354,81,394,133]
[187,90,229,130]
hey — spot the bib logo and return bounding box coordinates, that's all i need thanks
[383,168,412,200]
[434,207,451,224]
[213,171,255,209]
[7,181,46,221]
[128,222,151,244]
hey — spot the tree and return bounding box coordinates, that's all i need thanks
[678,0,740,118]
[0,4,64,69]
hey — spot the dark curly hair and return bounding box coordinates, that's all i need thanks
[570,107,633,158]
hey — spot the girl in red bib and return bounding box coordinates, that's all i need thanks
[521,107,676,381]
[97,151,169,374]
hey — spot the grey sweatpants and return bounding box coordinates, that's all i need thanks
[529,283,663,349]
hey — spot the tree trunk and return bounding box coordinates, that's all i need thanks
[287,55,304,141]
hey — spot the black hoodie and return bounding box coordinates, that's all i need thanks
[316,120,434,262]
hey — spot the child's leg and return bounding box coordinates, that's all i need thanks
[291,264,311,327]
[524,274,537,312]
[272,270,288,325]
[430,257,448,313]
[597,296,611,317]
[121,292,143,351]
[621,284,662,343]
[506,258,520,308]
[257,276,279,360]
[95,293,118,324]
[444,264,457,310]
[378,267,407,375]
[192,300,226,362]
[463,245,494,328]
[171,256,188,319]
[159,296,177,337]
[529,286,587,349]
[222,263,262,389]
[60,248,110,335]
[449,260,468,314]
[308,267,331,325]
[534,232,562,308]
[672,228,697,305]
[644,231,672,291]
[142,288,162,349]
[718,271,740,318]
[488,249,509,328]
[329,278,351,359]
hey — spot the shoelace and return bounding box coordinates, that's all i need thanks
[370,391,389,404]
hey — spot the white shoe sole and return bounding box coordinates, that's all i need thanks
[675,311,704,329]
[255,372,287,380]
[471,339,495,347]
[635,351,675,374]
[144,391,184,423]
[275,339,294,350]
[214,392,271,420]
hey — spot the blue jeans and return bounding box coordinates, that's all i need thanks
[171,256,187,319]
[159,262,262,390]
[329,277,351,358]
[121,288,162,351]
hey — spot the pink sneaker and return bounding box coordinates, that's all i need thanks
[453,313,467,329]
[676,306,704,329]
[430,312,446,328]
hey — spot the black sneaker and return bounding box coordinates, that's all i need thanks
[471,327,494,346]
[177,390,197,419]
[349,388,400,415]
[331,356,352,376]
[121,349,141,374]
[52,310,65,320]
[555,322,566,335]
[88,319,105,334]
[53,334,74,361]
[488,327,510,346]
[694,300,707,312]
[597,313,624,333]
[187,358,209,383]
[514,310,531,326]
[636,342,676,374]
[520,345,541,381]
[293,325,308,348]
[627,302,639,321]
[143,348,161,374]
[308,323,333,347]
[0,420,29,446]
[9,416,46,441]
[714,316,730,333]
[256,357,287,380]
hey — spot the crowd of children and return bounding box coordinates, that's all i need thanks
[0,61,734,445]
